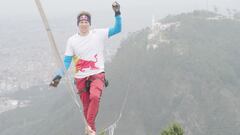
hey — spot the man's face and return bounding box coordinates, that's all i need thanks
[79,20,90,34]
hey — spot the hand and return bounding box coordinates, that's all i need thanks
[49,75,62,87]
[112,1,121,16]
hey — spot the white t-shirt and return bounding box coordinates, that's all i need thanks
[64,28,109,78]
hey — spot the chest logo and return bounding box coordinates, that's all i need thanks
[75,54,99,72]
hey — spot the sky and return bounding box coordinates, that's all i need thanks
[0,0,240,32]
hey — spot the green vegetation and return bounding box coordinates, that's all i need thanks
[161,122,184,135]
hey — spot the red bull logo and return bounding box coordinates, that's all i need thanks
[75,54,99,72]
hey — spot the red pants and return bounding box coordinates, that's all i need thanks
[75,72,105,132]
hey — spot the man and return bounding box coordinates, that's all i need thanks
[49,1,122,135]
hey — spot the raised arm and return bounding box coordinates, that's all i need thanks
[108,1,122,38]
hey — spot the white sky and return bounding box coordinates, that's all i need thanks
[0,0,239,31]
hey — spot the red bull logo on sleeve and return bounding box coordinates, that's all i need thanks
[74,54,99,72]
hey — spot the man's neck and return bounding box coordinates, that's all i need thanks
[79,31,90,36]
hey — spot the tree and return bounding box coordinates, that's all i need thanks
[161,122,184,135]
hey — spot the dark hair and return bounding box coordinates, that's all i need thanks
[77,11,91,25]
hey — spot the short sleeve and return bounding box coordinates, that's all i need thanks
[96,28,109,40]
[64,38,74,56]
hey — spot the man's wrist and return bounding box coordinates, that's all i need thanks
[115,11,121,16]
[56,68,64,77]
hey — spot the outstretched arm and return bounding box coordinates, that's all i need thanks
[49,55,72,87]
[108,1,122,38]
[56,56,73,76]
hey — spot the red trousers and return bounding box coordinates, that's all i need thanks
[75,72,105,132]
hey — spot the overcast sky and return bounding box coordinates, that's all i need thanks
[1,0,240,31]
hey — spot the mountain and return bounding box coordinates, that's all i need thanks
[107,10,240,135]
[1,10,240,135]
